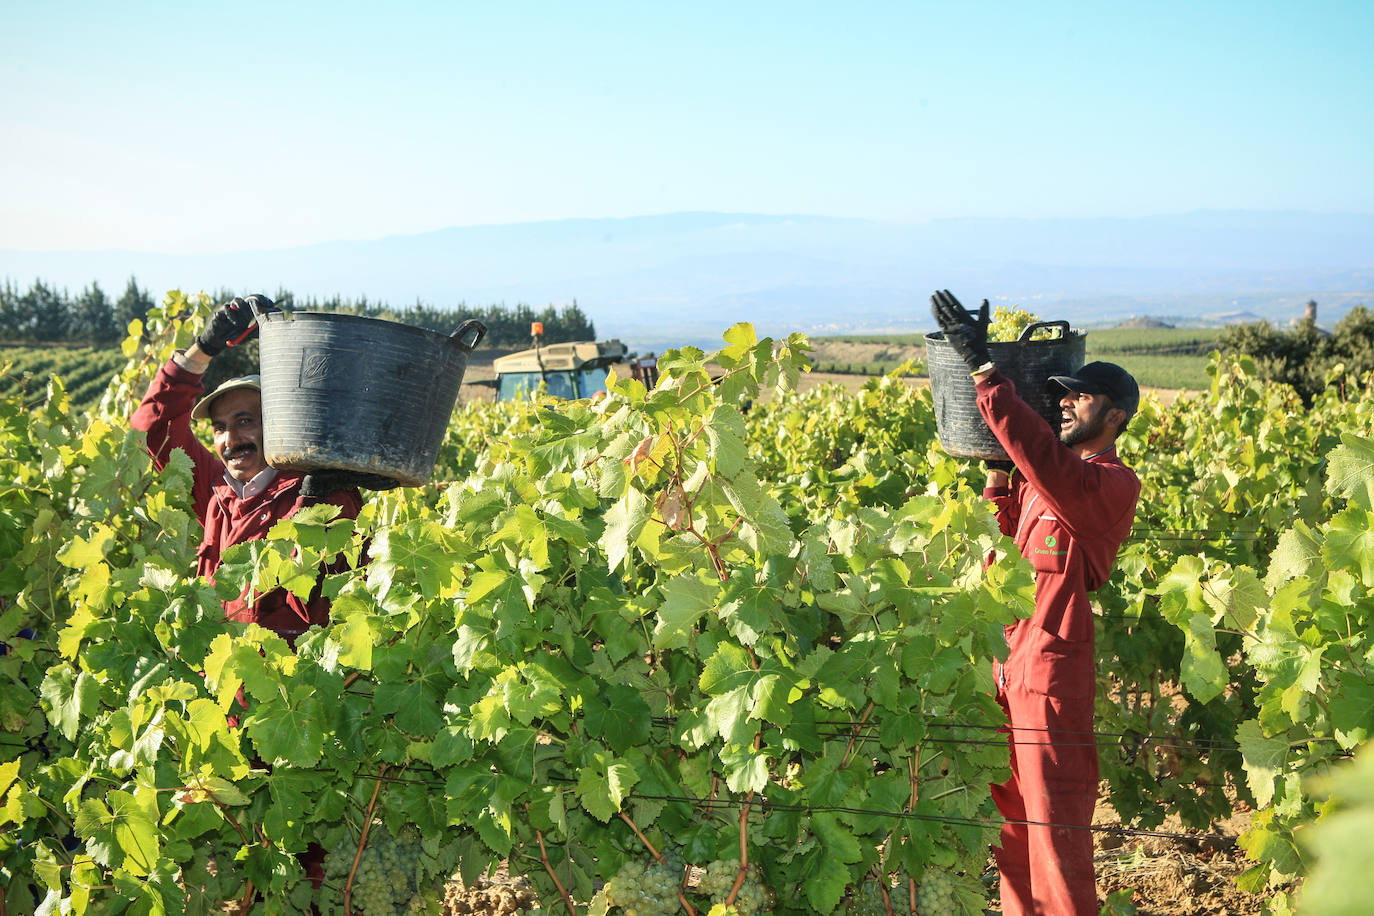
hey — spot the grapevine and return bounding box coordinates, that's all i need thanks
[1,289,1372,914]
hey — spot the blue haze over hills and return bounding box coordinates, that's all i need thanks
[3,211,1372,350]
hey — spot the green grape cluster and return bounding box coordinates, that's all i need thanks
[324,823,424,916]
[844,878,908,916]
[915,868,958,916]
[596,857,684,916]
[694,859,774,914]
[986,305,1049,342]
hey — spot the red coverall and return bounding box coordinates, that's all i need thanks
[131,357,362,640]
[975,369,1140,916]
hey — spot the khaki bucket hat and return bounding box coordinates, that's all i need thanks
[190,374,262,420]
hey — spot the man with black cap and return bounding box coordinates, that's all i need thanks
[131,295,363,643]
[931,290,1141,916]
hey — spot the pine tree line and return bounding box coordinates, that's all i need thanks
[0,278,596,348]
[0,277,153,344]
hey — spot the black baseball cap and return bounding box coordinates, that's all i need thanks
[1048,362,1140,417]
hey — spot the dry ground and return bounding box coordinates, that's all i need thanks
[441,793,1269,915]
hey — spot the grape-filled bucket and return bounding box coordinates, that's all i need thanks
[924,321,1086,460]
[254,308,487,489]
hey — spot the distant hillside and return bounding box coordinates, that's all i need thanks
[1114,316,1175,329]
[3,210,1371,348]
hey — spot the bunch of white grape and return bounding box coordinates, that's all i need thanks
[694,859,774,915]
[986,305,1050,342]
[915,868,958,916]
[594,857,684,916]
[324,823,424,916]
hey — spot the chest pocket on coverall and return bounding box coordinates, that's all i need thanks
[1025,513,1068,574]
[1017,493,1068,575]
[1015,497,1093,701]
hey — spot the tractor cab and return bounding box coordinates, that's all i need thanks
[478,325,659,401]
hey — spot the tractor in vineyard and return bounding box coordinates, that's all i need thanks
[473,322,660,401]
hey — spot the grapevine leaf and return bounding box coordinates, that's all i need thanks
[54,523,115,569]
[576,750,639,822]
[1155,555,1209,625]
[243,686,327,766]
[330,605,375,672]
[719,744,770,793]
[719,322,759,363]
[1265,521,1323,589]
[799,530,837,591]
[1177,611,1229,704]
[706,405,750,481]
[718,471,795,556]
[1203,565,1264,631]
[700,641,754,695]
[76,787,160,876]
[1328,673,1374,750]
[1322,506,1374,587]
[802,846,850,914]
[602,487,650,573]
[718,569,778,647]
[39,666,99,741]
[1298,806,1374,914]
[431,726,475,768]
[1326,435,1374,510]
[470,692,511,743]
[375,669,446,736]
[491,504,551,569]
[652,570,718,650]
[503,663,566,726]
[526,427,601,479]
[1238,815,1302,881]
[1236,720,1288,809]
[583,684,652,754]
[367,521,464,600]
[703,685,752,747]
[749,672,794,728]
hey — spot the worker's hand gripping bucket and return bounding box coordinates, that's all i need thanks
[925,320,1085,460]
[252,302,487,488]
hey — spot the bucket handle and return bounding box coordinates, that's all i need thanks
[246,296,287,323]
[449,319,487,353]
[1018,320,1070,342]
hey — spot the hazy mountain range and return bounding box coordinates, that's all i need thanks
[4,210,1372,350]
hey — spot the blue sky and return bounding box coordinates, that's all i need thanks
[4,1,1371,253]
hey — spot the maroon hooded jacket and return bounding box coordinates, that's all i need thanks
[132,357,361,639]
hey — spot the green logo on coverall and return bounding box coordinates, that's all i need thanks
[1045,535,1057,548]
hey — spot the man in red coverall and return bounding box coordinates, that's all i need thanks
[932,290,1141,916]
[131,294,363,642]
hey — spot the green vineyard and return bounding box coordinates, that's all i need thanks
[2,292,1373,915]
[0,345,129,412]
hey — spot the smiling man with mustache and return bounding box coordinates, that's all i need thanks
[932,290,1141,916]
[132,294,363,641]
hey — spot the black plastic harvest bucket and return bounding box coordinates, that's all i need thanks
[253,307,487,489]
[924,320,1086,460]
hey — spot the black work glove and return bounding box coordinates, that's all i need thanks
[195,294,275,356]
[985,459,1014,473]
[930,289,992,371]
[301,470,364,500]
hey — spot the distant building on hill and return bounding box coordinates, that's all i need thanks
[1293,299,1332,336]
